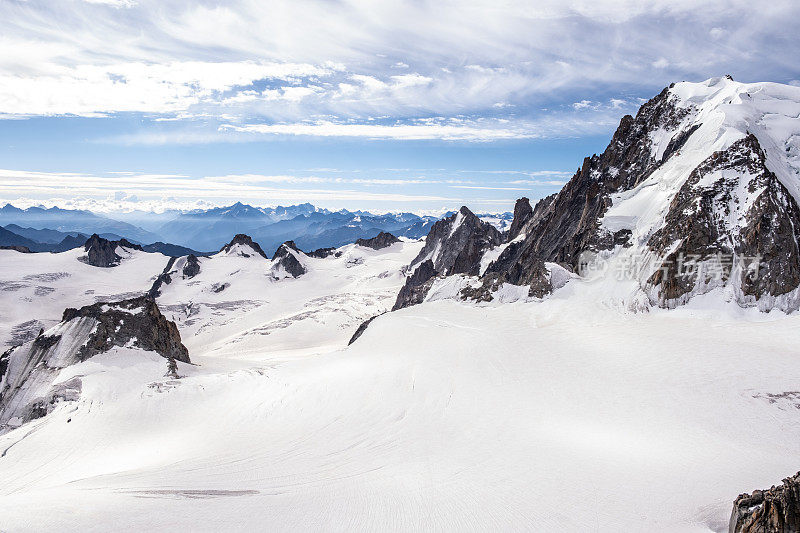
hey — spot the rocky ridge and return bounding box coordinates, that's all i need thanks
[730,471,800,533]
[83,233,143,267]
[355,232,400,250]
[0,296,188,430]
[271,240,307,278]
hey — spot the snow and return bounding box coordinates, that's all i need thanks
[2,80,800,531]
[478,233,524,276]
[156,240,423,362]
[0,286,798,531]
[597,77,800,310]
[448,210,465,238]
[0,247,169,351]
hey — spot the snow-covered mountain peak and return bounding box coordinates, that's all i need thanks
[215,234,268,259]
[0,296,187,432]
[270,241,308,279]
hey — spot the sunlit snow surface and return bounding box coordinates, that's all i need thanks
[0,247,168,350]
[2,76,800,529]
[1,242,799,531]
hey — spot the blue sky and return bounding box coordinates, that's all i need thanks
[1,0,799,214]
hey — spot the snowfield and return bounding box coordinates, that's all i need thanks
[1,269,799,531]
[4,77,800,531]
[0,247,168,350]
[156,240,423,363]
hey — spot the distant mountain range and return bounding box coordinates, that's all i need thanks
[0,202,505,256]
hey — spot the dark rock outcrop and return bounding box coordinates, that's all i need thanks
[271,241,307,278]
[0,296,188,429]
[148,257,178,297]
[219,234,268,259]
[60,297,189,363]
[355,232,401,250]
[507,198,533,242]
[83,234,143,267]
[182,254,201,278]
[149,254,204,298]
[467,240,553,301]
[409,206,502,277]
[393,260,439,310]
[730,472,800,533]
[348,314,382,345]
[271,240,301,260]
[306,247,337,259]
[0,245,31,253]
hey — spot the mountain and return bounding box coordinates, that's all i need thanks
[2,224,91,244]
[0,225,40,250]
[3,79,800,531]
[153,202,437,253]
[0,205,158,243]
[0,243,170,350]
[141,242,208,257]
[154,202,321,251]
[389,77,800,313]
[355,231,400,250]
[0,296,188,430]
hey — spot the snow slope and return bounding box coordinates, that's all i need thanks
[3,79,800,532]
[155,240,423,363]
[603,77,800,236]
[0,277,799,531]
[0,248,169,350]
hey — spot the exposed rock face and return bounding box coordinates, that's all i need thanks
[271,240,301,260]
[471,240,553,300]
[149,257,178,297]
[730,472,800,533]
[647,134,800,309]
[355,232,401,250]
[410,206,502,277]
[182,254,201,278]
[0,296,188,430]
[348,314,381,345]
[218,234,268,259]
[59,297,189,363]
[83,234,143,267]
[306,247,337,259]
[507,198,533,241]
[512,85,692,267]
[149,254,202,297]
[271,241,307,278]
[393,259,439,310]
[0,245,31,253]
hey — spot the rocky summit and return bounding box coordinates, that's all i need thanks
[355,232,400,250]
[390,77,800,312]
[730,471,800,533]
[218,234,268,259]
[0,296,188,430]
[83,233,142,267]
[271,240,307,278]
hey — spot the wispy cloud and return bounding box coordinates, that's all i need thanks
[1,0,798,142]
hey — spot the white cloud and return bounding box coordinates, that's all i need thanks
[652,58,670,69]
[0,0,798,141]
[220,120,540,141]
